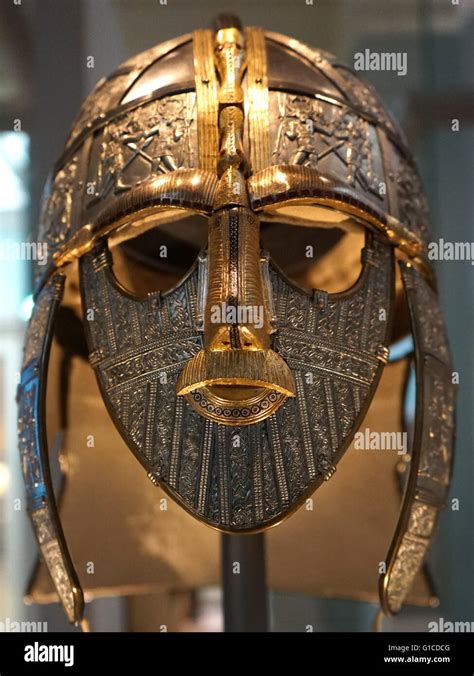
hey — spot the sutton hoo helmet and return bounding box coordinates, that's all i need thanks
[18,16,456,627]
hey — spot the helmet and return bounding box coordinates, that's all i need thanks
[18,17,455,626]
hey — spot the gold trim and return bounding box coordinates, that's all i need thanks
[215,26,246,108]
[193,29,220,172]
[184,385,287,426]
[261,197,421,256]
[245,27,271,172]
[214,24,248,179]
[249,165,425,259]
[53,169,217,267]
[178,28,294,427]
[53,224,95,267]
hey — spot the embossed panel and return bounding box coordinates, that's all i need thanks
[269,91,387,208]
[85,94,198,209]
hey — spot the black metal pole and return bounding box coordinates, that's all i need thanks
[221,533,269,632]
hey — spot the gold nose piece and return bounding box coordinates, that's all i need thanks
[176,202,295,424]
[176,21,295,425]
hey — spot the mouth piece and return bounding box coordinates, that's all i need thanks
[177,348,295,425]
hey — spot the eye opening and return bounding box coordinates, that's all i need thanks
[260,205,366,293]
[108,212,208,297]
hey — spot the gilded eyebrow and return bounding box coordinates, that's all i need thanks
[52,169,218,270]
[248,164,425,264]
